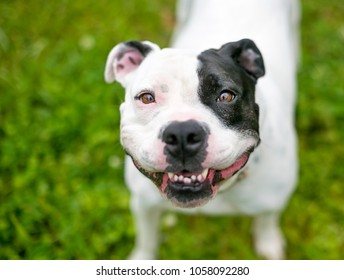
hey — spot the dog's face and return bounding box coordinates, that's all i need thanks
[105,40,265,208]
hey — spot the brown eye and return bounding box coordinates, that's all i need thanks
[136,92,155,104]
[217,91,236,103]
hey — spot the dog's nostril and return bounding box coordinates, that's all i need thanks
[164,134,178,146]
[187,133,201,144]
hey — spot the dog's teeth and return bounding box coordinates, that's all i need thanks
[184,178,192,184]
[169,171,209,183]
[202,168,209,178]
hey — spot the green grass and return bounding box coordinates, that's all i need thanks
[0,0,343,259]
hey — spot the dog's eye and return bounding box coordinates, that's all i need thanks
[136,92,155,104]
[216,91,236,103]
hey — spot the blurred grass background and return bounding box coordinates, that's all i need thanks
[0,0,343,259]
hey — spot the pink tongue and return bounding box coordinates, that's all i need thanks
[220,154,249,179]
[161,173,169,192]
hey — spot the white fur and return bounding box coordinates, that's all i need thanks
[106,0,300,259]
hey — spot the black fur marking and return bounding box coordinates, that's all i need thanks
[123,41,153,57]
[116,41,154,62]
[165,179,213,204]
[197,39,264,136]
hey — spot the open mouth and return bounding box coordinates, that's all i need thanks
[131,153,250,208]
[167,169,209,191]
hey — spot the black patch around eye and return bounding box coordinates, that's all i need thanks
[196,50,260,134]
[199,74,221,104]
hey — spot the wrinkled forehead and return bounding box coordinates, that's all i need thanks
[130,49,200,94]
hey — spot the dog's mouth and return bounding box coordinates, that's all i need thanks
[131,152,250,208]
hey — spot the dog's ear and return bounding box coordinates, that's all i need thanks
[104,40,160,87]
[220,39,265,80]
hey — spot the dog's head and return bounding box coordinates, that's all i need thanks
[105,39,265,208]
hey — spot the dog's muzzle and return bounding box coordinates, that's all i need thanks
[129,119,255,208]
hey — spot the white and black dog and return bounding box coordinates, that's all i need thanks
[104,0,300,259]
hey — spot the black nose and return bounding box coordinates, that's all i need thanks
[162,120,208,160]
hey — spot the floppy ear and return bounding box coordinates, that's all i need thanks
[104,40,160,87]
[219,39,265,80]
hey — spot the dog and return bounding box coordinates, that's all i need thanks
[104,0,300,259]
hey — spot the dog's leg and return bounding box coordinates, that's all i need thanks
[252,212,286,260]
[128,196,162,260]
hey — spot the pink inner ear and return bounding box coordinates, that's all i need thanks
[116,50,143,76]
